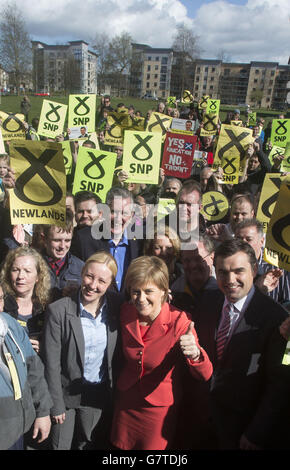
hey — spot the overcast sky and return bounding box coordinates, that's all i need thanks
[1,0,289,65]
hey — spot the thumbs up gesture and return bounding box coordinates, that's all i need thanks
[179,321,201,361]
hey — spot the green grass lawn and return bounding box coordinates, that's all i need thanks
[0,93,288,128]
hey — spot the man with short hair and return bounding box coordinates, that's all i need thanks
[78,127,88,138]
[41,210,84,300]
[207,194,255,242]
[175,180,207,245]
[71,187,143,292]
[204,239,289,449]
[74,191,101,229]
[172,234,218,320]
[234,218,290,305]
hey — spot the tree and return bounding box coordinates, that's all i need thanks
[92,32,110,94]
[92,31,133,96]
[250,89,263,108]
[216,49,232,63]
[172,23,202,96]
[0,2,32,94]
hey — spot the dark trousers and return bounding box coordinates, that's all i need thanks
[50,382,112,450]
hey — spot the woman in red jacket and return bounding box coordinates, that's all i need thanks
[110,256,213,450]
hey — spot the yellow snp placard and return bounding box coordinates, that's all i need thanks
[72,147,116,202]
[125,115,145,132]
[9,141,66,227]
[248,112,256,126]
[268,145,284,167]
[182,90,193,103]
[270,119,290,148]
[256,173,286,233]
[206,99,220,116]
[198,95,210,110]
[0,128,5,153]
[157,198,176,221]
[221,155,240,184]
[122,130,162,185]
[214,124,253,171]
[104,112,128,146]
[68,94,96,133]
[167,96,177,107]
[0,112,25,140]
[200,113,219,136]
[61,141,73,175]
[264,176,290,271]
[201,191,229,222]
[79,132,100,150]
[230,120,243,127]
[146,112,172,142]
[38,100,68,139]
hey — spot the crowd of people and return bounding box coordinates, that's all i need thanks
[0,94,289,451]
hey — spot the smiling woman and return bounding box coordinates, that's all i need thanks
[0,246,51,353]
[41,251,123,450]
[110,256,213,450]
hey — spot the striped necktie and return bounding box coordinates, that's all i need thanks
[216,302,232,361]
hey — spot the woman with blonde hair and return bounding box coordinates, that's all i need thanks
[42,251,123,450]
[110,256,212,450]
[1,246,51,353]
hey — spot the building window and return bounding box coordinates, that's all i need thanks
[271,70,275,76]
[196,67,200,73]
[212,67,215,72]
[147,65,151,71]
[205,67,208,72]
[154,74,158,78]
[155,56,159,61]
[210,85,213,90]
[161,57,168,64]
[155,65,158,70]
[255,69,259,74]
[148,56,151,61]
[154,82,157,87]
[254,79,258,83]
[147,74,150,79]
[146,82,150,88]
[161,66,167,74]
[210,77,214,81]
[196,76,199,82]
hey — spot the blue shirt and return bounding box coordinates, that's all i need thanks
[79,295,108,384]
[108,231,130,291]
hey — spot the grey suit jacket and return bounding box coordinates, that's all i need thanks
[41,290,123,416]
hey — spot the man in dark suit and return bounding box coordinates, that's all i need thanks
[71,187,143,292]
[207,238,289,450]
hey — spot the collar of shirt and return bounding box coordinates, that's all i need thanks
[47,255,67,276]
[222,285,255,331]
[79,292,108,321]
[108,230,129,247]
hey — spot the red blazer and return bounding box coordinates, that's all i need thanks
[117,302,213,406]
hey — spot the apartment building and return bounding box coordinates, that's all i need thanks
[189,59,289,109]
[32,40,98,94]
[192,60,222,99]
[130,43,173,99]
